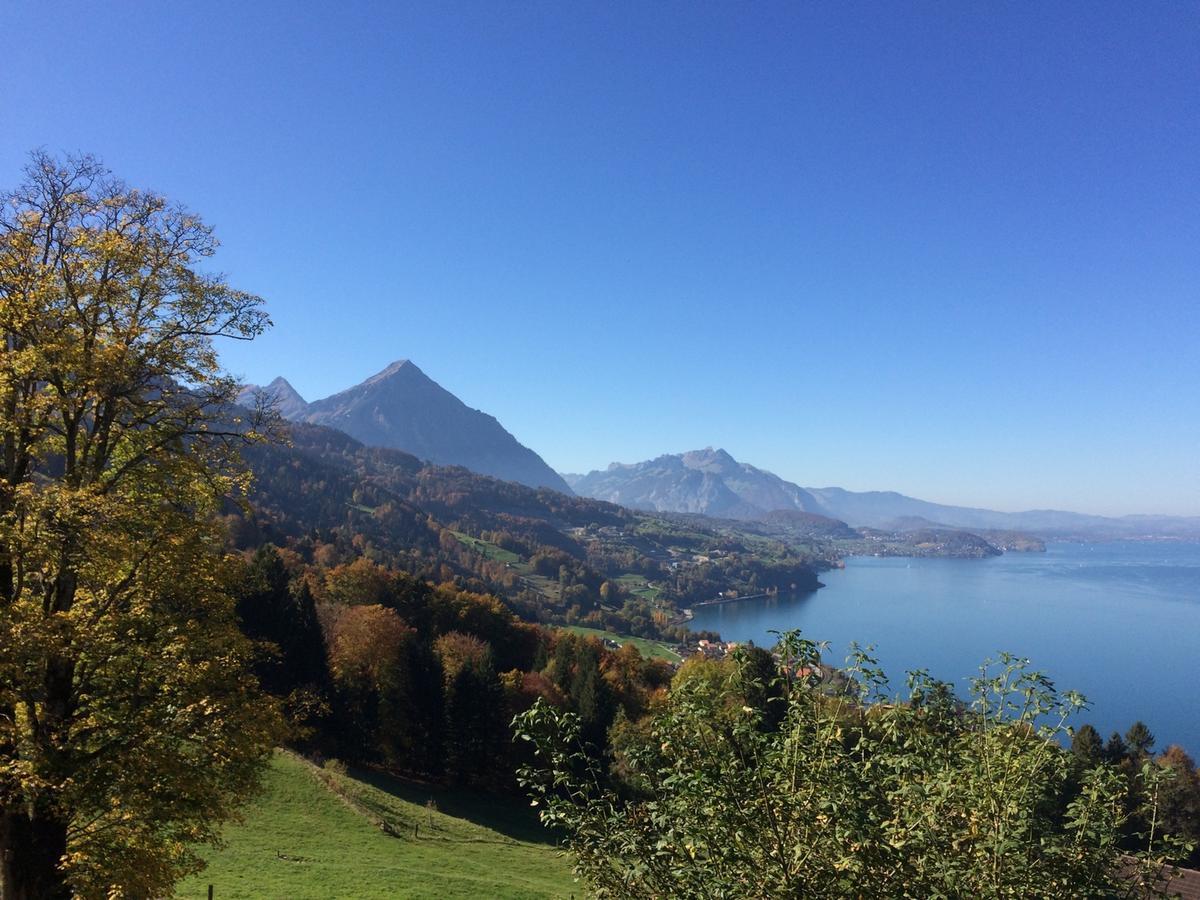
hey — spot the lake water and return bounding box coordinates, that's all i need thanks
[689,542,1200,754]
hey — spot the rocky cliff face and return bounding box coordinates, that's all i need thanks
[246,361,572,494]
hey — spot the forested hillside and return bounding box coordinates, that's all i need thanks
[229,421,822,642]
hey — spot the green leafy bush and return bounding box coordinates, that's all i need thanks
[515,632,1191,898]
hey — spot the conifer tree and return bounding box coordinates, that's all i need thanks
[1126,721,1156,758]
[1071,724,1104,763]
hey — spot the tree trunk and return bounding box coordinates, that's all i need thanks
[0,807,70,900]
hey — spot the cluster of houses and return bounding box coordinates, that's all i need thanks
[676,638,741,659]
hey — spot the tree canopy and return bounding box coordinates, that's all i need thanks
[516,634,1192,898]
[0,152,281,898]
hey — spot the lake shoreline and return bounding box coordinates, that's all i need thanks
[688,542,1200,755]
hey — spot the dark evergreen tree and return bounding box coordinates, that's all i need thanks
[443,662,506,786]
[402,640,446,775]
[550,633,577,694]
[1125,721,1155,758]
[1104,731,1129,765]
[531,634,549,672]
[1071,724,1104,763]
[570,642,615,749]
[237,545,330,698]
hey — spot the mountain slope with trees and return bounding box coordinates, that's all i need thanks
[230,421,822,642]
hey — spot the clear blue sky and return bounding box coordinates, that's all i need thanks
[3,2,1197,516]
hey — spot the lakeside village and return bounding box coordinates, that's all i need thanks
[591,634,745,661]
[558,523,832,664]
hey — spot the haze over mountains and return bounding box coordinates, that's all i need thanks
[566,449,813,521]
[568,449,1200,539]
[239,366,1198,541]
[239,360,572,494]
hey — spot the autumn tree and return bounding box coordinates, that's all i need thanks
[327,603,417,765]
[1157,746,1200,865]
[0,152,281,898]
[436,632,505,785]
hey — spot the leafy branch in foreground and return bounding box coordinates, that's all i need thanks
[515,632,1191,898]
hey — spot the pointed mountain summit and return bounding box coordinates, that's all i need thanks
[237,376,310,420]
[299,360,572,494]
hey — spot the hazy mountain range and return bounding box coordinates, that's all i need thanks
[238,360,572,494]
[566,449,811,521]
[240,362,1197,540]
[567,448,1200,539]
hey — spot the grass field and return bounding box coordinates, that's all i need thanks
[613,573,662,602]
[449,531,522,565]
[564,626,682,663]
[177,752,577,899]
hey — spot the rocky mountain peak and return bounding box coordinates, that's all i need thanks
[362,359,423,387]
[238,376,310,420]
[572,448,816,520]
[286,359,572,494]
[681,447,740,474]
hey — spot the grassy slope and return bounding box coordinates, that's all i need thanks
[564,626,682,663]
[178,752,578,900]
[449,531,521,565]
[613,573,662,602]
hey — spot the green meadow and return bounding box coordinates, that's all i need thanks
[563,625,682,663]
[179,752,577,899]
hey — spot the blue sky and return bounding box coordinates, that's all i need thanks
[3,2,1197,515]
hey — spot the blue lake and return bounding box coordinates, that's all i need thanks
[689,541,1200,753]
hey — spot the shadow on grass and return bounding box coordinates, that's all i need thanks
[347,765,556,846]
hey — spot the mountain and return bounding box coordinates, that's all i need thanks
[801,487,1200,537]
[237,376,310,420]
[572,449,1200,539]
[251,360,572,494]
[571,448,820,520]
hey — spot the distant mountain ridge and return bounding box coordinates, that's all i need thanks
[573,449,818,521]
[238,360,572,494]
[571,449,1200,538]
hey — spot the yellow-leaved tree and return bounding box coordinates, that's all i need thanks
[0,152,283,899]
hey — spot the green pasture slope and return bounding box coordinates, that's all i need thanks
[449,531,521,565]
[564,626,682,663]
[613,573,661,602]
[179,752,577,899]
